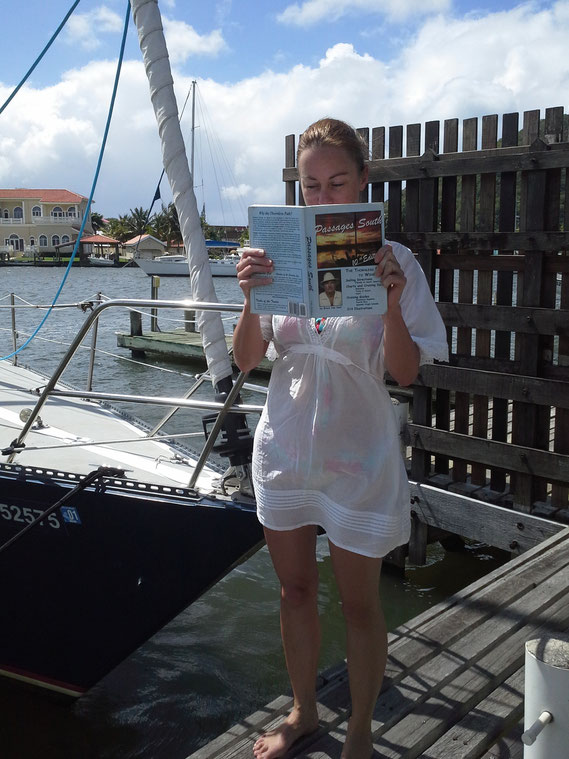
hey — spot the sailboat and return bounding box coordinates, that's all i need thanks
[0,0,262,697]
[133,80,241,278]
[135,242,240,277]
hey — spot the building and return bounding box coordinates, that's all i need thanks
[123,234,166,260]
[0,189,93,257]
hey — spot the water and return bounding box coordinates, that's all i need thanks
[0,265,506,759]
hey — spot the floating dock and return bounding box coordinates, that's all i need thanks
[188,526,569,759]
[116,328,272,375]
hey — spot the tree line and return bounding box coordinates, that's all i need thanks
[91,203,248,246]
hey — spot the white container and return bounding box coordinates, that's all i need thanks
[523,635,569,758]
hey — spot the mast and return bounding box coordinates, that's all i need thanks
[190,80,196,184]
[130,0,233,388]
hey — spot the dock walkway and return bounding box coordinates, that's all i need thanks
[188,526,569,759]
[116,328,272,374]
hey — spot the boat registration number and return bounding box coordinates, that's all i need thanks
[0,503,61,530]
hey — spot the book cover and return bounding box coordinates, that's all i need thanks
[248,203,386,317]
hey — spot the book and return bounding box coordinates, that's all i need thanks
[247,202,387,317]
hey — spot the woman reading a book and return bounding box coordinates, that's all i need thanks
[233,118,447,759]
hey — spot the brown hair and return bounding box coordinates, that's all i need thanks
[297,118,368,172]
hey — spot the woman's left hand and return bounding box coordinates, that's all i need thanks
[374,244,406,310]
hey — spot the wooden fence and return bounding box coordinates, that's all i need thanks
[283,106,569,552]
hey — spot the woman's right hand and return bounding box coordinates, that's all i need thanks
[236,247,274,300]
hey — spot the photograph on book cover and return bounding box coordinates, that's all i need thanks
[315,208,383,270]
[314,206,385,313]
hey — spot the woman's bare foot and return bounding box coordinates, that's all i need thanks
[253,706,319,758]
[340,720,373,759]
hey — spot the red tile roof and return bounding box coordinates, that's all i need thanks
[80,234,120,244]
[124,234,165,246]
[0,189,88,203]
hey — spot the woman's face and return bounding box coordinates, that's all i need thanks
[298,145,368,206]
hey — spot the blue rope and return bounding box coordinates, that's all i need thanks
[0,1,131,362]
[0,0,82,117]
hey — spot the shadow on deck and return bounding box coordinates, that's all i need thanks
[188,527,569,759]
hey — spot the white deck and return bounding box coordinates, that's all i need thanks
[0,361,219,493]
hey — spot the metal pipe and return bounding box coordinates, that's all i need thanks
[86,292,102,391]
[522,712,552,746]
[149,372,209,436]
[10,293,18,366]
[48,388,263,414]
[188,370,249,489]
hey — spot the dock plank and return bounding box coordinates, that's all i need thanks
[116,329,273,374]
[420,671,523,758]
[187,530,569,759]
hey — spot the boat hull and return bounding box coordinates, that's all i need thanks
[135,257,237,277]
[88,256,115,267]
[0,468,262,696]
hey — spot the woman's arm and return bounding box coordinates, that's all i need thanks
[233,248,273,373]
[382,305,420,386]
[375,244,420,387]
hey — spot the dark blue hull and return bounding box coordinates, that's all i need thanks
[0,466,263,696]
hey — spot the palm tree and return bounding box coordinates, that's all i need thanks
[127,207,152,237]
[150,203,182,248]
[104,216,131,242]
[91,212,105,233]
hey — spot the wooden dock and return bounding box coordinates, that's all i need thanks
[116,328,272,374]
[188,526,569,759]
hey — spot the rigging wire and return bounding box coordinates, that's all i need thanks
[0,0,82,117]
[193,82,248,228]
[0,1,131,363]
[130,83,197,259]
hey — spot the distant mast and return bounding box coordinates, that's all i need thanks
[190,80,196,185]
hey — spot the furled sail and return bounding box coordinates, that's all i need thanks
[130,0,233,387]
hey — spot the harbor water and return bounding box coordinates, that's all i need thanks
[0,265,506,759]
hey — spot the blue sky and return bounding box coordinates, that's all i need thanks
[1,0,567,225]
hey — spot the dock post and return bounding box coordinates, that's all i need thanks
[129,310,146,359]
[522,635,569,757]
[150,275,160,332]
[184,309,196,333]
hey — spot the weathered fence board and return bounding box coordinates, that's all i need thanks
[284,106,569,557]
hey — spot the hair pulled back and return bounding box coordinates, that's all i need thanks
[297,118,368,173]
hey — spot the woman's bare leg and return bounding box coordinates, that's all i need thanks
[253,525,320,758]
[328,541,385,759]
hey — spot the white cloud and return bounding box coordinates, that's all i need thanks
[222,184,252,200]
[215,0,233,25]
[65,6,123,51]
[2,2,568,225]
[278,0,450,25]
[162,18,227,64]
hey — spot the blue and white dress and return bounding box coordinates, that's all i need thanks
[253,242,448,558]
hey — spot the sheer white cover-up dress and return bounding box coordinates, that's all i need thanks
[253,242,449,558]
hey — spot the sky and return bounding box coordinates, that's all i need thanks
[0,0,568,227]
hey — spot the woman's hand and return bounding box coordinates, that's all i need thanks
[236,247,274,301]
[374,244,406,310]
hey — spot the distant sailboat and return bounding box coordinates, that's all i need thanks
[133,81,243,277]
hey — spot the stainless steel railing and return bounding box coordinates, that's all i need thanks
[4,299,265,485]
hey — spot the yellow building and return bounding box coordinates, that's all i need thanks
[0,189,93,257]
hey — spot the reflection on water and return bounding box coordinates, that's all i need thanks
[0,267,507,759]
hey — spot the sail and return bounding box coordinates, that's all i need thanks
[130,0,233,387]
